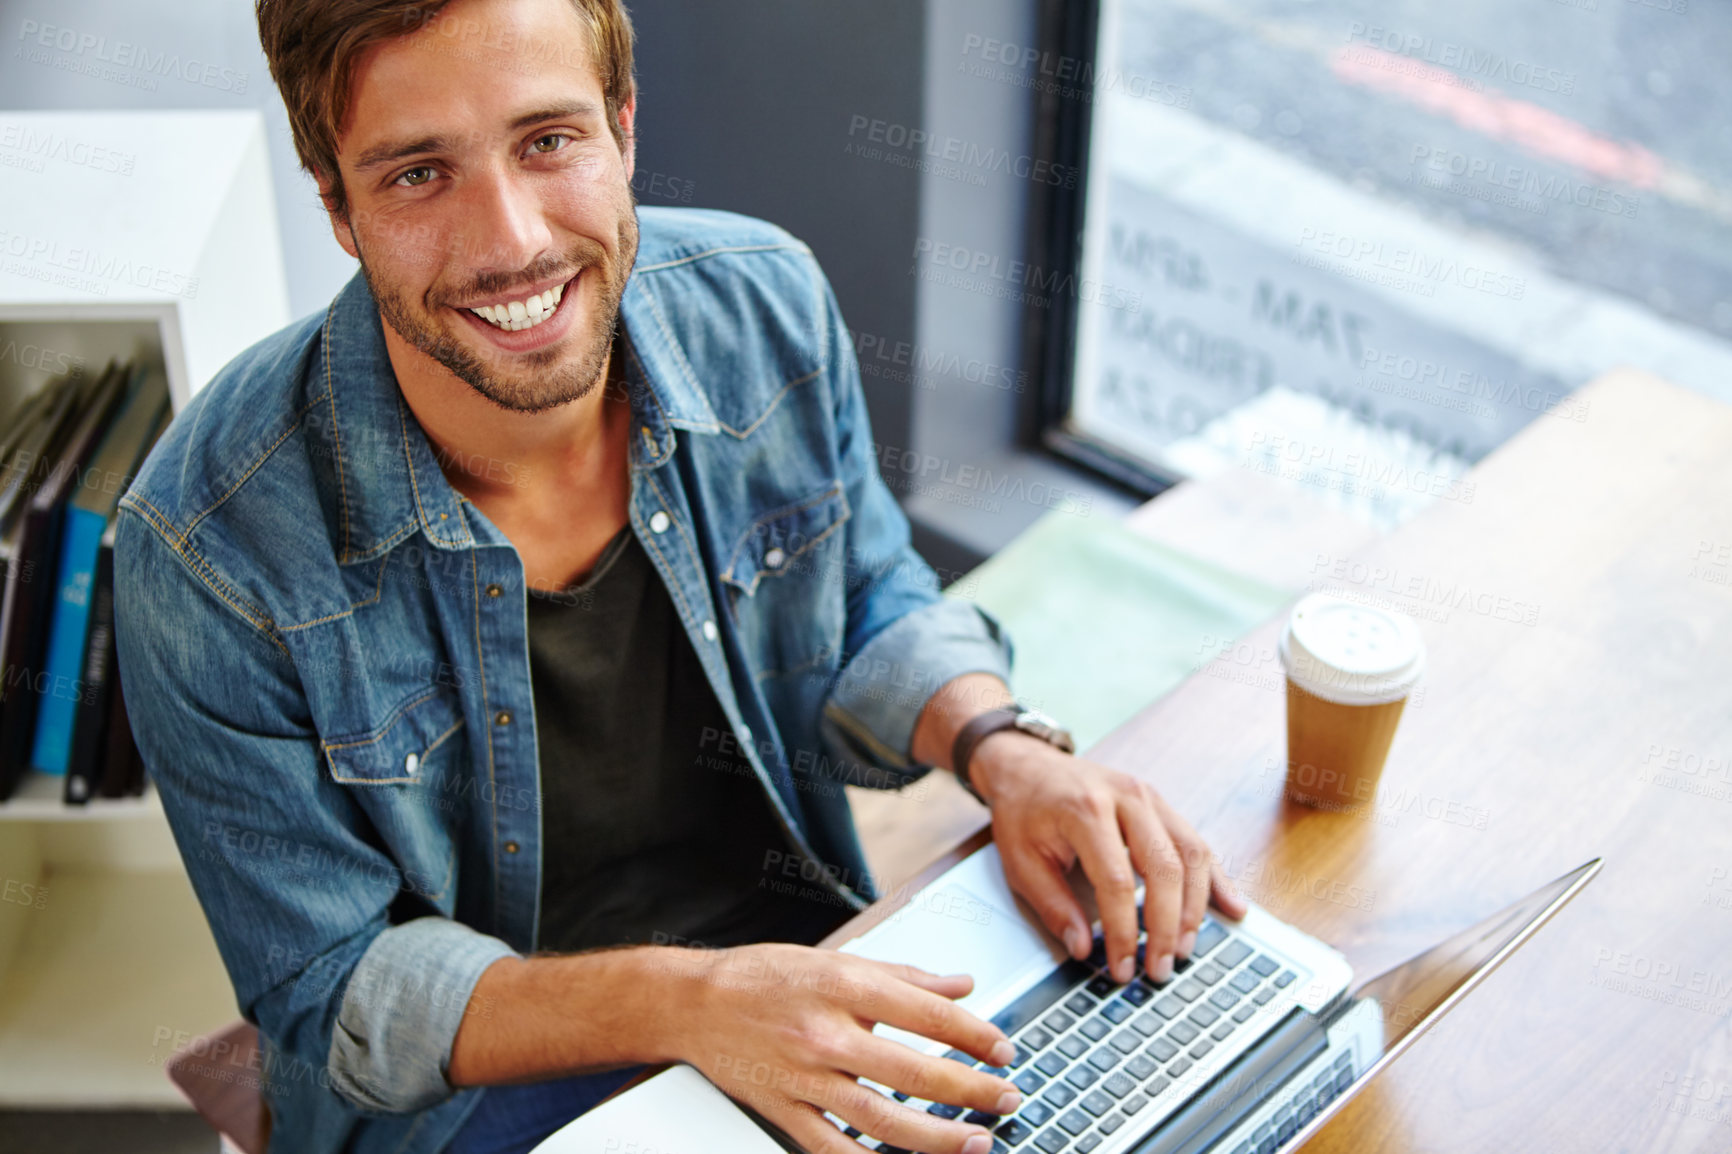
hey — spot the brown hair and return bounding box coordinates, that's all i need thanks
[257,0,636,219]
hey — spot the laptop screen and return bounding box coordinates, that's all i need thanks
[1352,858,1602,1054]
[1262,858,1604,1153]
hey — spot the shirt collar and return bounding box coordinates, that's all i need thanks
[316,262,715,564]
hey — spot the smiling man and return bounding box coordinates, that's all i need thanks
[113,2,1242,1153]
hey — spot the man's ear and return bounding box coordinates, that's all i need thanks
[317,172,360,260]
[616,93,638,183]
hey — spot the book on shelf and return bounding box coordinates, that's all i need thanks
[33,367,170,802]
[0,369,89,523]
[96,602,149,800]
[79,404,171,802]
[0,360,138,802]
[0,378,63,471]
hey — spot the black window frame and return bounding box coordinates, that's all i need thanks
[1021,0,1185,500]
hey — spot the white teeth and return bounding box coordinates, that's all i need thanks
[469,284,566,332]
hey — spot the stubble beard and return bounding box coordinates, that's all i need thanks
[356,207,640,415]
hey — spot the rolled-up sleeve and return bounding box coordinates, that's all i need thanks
[809,274,1015,780]
[823,598,1015,775]
[330,916,516,1111]
[114,507,516,1114]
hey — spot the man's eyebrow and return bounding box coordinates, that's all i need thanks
[351,103,606,173]
[353,134,452,172]
[508,102,603,131]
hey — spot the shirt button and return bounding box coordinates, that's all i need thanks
[403,752,420,776]
[495,710,513,726]
[504,841,520,854]
[763,547,786,570]
[701,620,718,642]
[649,511,671,534]
[485,583,503,598]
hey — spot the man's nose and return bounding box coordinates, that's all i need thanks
[458,165,555,275]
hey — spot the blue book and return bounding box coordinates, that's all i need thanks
[29,366,167,784]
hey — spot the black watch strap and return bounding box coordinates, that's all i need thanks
[951,707,1023,804]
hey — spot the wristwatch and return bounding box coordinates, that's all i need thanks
[951,704,1075,805]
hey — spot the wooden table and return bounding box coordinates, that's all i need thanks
[825,370,1732,1152]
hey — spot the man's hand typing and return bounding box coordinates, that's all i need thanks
[910,673,1248,987]
[675,944,1020,1154]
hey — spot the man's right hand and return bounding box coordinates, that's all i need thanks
[673,943,1023,1154]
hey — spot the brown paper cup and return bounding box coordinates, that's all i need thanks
[1277,594,1425,810]
[1283,678,1408,807]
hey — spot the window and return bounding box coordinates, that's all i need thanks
[1035,0,1732,527]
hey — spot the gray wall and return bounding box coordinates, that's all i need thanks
[625,0,927,475]
[631,0,1126,574]
[910,0,1133,573]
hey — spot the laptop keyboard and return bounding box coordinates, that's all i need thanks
[850,913,1301,1153]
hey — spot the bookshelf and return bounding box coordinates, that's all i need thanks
[0,110,291,1107]
[0,770,160,821]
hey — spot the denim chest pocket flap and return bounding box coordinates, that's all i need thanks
[322,686,466,786]
[721,483,850,597]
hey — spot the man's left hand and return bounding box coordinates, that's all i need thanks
[970,732,1248,985]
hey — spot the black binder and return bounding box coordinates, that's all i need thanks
[58,377,169,803]
[69,401,172,802]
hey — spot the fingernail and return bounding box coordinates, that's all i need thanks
[1177,930,1197,959]
[988,1039,1016,1066]
[995,1089,1022,1114]
[1063,927,1086,958]
[1113,956,1134,983]
[963,1135,993,1154]
[1153,953,1175,983]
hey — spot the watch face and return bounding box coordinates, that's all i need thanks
[1014,708,1076,752]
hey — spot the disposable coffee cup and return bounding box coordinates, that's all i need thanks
[1277,594,1425,808]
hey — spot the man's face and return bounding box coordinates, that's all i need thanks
[330,0,638,413]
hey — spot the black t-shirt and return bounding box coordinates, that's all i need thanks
[525,525,844,954]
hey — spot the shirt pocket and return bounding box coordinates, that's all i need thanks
[321,685,466,786]
[319,686,466,904]
[720,483,850,676]
[720,483,850,596]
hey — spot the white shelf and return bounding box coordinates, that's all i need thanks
[0,110,288,1109]
[0,869,235,1108]
[0,772,163,822]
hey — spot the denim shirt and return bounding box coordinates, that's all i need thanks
[114,208,1014,1154]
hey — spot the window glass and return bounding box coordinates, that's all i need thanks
[1062,0,1732,526]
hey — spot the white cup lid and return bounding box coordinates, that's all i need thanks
[1278,593,1425,706]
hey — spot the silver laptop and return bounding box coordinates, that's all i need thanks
[768,845,1601,1154]
[530,846,1599,1154]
